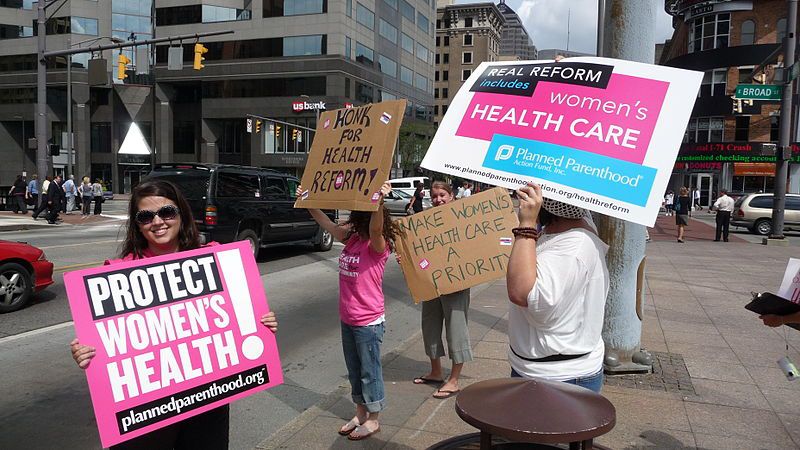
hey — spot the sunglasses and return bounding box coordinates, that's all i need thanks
[135,205,179,225]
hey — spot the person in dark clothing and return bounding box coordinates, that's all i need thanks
[46,175,64,224]
[9,175,27,214]
[31,175,51,220]
[411,182,425,214]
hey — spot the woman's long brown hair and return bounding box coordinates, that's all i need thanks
[345,206,399,251]
[120,179,200,259]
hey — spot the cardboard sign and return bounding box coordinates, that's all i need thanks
[421,57,703,227]
[296,99,407,211]
[394,187,518,303]
[779,258,800,303]
[64,241,283,447]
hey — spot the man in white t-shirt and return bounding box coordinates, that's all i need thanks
[462,183,472,198]
[712,189,735,242]
[693,188,702,211]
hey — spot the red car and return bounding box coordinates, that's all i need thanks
[0,240,54,313]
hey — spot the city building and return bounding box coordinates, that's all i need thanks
[496,0,536,60]
[433,0,504,126]
[537,48,592,60]
[661,0,800,207]
[0,0,436,192]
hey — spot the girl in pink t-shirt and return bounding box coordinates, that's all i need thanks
[297,182,398,441]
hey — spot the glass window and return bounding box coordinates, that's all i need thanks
[0,24,32,39]
[699,68,726,97]
[688,13,729,53]
[434,88,439,98]
[202,77,326,98]
[202,5,251,23]
[442,70,448,81]
[401,33,414,54]
[383,0,397,9]
[415,72,427,91]
[786,196,800,211]
[748,196,773,209]
[778,18,787,42]
[464,17,473,27]
[356,3,374,30]
[463,34,473,46]
[356,82,374,103]
[462,69,471,81]
[735,116,749,141]
[400,0,414,22]
[417,12,429,33]
[287,179,299,199]
[378,54,397,77]
[263,177,287,200]
[216,172,260,198]
[443,53,449,63]
[172,122,195,154]
[416,42,429,63]
[264,0,327,17]
[379,19,397,43]
[346,0,352,17]
[444,36,449,46]
[71,17,98,35]
[442,87,448,98]
[462,51,472,64]
[684,117,724,143]
[741,20,755,45]
[345,36,351,59]
[400,65,413,85]
[355,42,374,66]
[771,116,779,141]
[284,35,325,56]
[91,123,112,153]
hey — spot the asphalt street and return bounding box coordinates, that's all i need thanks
[0,212,431,450]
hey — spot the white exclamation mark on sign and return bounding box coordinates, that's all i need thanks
[216,249,264,361]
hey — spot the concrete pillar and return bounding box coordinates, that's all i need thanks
[598,0,655,374]
[154,83,174,164]
[73,84,91,179]
[201,118,219,163]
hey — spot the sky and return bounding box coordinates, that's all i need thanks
[455,0,675,55]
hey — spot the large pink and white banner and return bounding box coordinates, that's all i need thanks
[422,57,702,227]
[64,241,283,448]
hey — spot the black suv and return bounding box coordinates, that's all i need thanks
[146,163,334,257]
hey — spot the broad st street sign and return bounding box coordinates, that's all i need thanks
[734,84,782,101]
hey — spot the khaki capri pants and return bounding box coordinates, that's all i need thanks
[421,288,473,364]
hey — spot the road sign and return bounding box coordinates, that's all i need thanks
[735,84,782,101]
[246,118,253,133]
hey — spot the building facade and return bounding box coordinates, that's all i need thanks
[433,1,503,126]
[661,0,800,206]
[537,48,592,60]
[0,0,435,192]
[496,0,536,60]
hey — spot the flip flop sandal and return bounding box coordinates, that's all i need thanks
[347,424,381,441]
[413,375,444,385]
[338,418,360,436]
[432,389,461,399]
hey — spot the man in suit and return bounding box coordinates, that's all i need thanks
[46,175,64,224]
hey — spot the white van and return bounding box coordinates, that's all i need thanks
[388,176,431,198]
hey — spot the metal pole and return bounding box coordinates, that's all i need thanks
[597,0,606,57]
[771,0,797,240]
[597,0,655,374]
[67,52,72,179]
[35,1,47,207]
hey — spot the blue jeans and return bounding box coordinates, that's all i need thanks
[341,322,386,413]
[511,368,604,393]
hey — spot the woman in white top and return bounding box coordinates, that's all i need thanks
[506,183,609,392]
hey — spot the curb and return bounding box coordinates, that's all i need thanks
[0,222,54,232]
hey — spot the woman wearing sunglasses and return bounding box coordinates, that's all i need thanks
[69,179,278,450]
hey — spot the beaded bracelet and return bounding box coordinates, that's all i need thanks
[512,227,540,241]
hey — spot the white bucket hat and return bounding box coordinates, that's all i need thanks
[542,198,587,219]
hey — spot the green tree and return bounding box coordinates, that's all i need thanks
[396,122,435,174]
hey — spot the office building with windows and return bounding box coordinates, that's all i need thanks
[433,0,503,126]
[0,0,435,192]
[661,0,800,206]
[537,48,592,60]
[496,0,536,60]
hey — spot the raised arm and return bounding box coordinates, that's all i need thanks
[368,182,392,254]
[507,183,542,307]
[296,185,349,243]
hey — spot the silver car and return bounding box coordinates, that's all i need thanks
[384,189,432,215]
[731,193,800,235]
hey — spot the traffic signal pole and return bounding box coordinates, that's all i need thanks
[34,30,233,195]
[770,0,798,241]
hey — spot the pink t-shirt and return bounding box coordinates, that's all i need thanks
[105,242,220,265]
[338,234,390,326]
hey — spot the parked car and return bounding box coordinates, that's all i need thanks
[145,163,335,257]
[384,189,432,215]
[388,177,431,199]
[0,240,54,313]
[731,193,800,235]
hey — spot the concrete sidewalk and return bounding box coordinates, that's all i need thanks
[258,216,800,450]
[0,209,125,232]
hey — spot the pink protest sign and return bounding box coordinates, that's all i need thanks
[64,241,283,448]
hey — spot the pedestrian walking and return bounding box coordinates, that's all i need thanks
[9,174,27,214]
[712,188,734,242]
[462,183,472,198]
[674,186,691,243]
[69,179,279,450]
[62,175,77,214]
[408,181,425,214]
[664,190,674,216]
[296,181,398,440]
[45,175,64,224]
[26,174,38,209]
[411,181,472,399]
[79,176,93,216]
[693,187,703,211]
[505,183,609,393]
[32,175,50,220]
[92,179,104,215]
[456,182,466,199]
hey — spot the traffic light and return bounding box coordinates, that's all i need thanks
[275,125,282,139]
[117,53,130,80]
[292,129,298,141]
[193,43,208,70]
[733,98,742,113]
[255,119,262,134]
